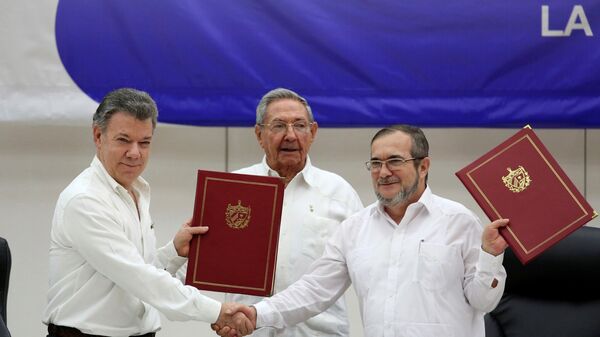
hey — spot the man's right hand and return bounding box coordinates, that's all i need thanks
[211,303,257,337]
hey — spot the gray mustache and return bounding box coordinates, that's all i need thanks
[378,178,400,185]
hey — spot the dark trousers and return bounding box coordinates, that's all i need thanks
[47,324,155,337]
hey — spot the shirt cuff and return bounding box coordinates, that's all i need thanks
[198,296,223,324]
[478,248,504,274]
[160,240,185,274]
[253,301,274,328]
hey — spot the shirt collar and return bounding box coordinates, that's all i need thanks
[91,156,150,195]
[259,155,315,187]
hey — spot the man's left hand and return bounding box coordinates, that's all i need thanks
[173,219,208,257]
[482,218,510,256]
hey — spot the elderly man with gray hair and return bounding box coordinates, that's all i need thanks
[219,88,363,337]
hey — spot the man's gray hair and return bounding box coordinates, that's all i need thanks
[255,88,314,124]
[93,88,158,133]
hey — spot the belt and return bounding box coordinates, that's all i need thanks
[48,324,156,337]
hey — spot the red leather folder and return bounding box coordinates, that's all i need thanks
[456,127,597,264]
[185,170,284,296]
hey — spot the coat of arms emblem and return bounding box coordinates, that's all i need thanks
[502,166,532,193]
[225,200,251,229]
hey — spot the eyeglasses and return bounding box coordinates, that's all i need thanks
[258,120,313,134]
[365,157,425,171]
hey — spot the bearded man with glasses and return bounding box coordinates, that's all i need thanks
[215,124,510,337]
[219,88,363,337]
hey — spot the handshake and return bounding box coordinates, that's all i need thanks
[212,303,258,337]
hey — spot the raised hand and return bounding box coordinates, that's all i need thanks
[212,303,256,337]
[482,218,510,256]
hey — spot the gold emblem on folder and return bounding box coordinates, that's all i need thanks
[502,166,532,193]
[225,200,251,229]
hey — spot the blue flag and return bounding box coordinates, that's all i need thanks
[55,0,600,127]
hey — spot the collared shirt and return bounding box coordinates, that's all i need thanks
[255,187,506,337]
[43,157,221,337]
[225,156,363,337]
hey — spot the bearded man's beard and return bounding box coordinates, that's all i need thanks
[375,176,419,207]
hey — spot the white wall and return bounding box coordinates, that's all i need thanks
[1,122,598,337]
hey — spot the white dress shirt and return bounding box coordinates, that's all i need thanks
[43,157,221,337]
[225,156,363,337]
[255,186,506,337]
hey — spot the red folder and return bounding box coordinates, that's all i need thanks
[185,170,284,296]
[456,127,597,264]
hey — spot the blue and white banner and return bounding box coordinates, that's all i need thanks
[2,1,600,127]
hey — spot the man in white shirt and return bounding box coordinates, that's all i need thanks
[43,88,253,337]
[220,88,363,337]
[216,124,509,337]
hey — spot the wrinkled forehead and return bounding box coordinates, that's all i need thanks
[370,131,413,158]
[265,99,310,121]
[104,112,154,137]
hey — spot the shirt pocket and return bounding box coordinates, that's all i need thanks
[300,215,339,260]
[414,242,456,292]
